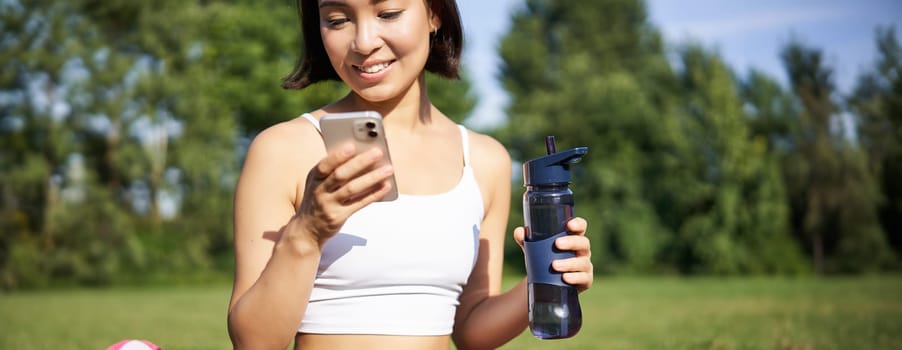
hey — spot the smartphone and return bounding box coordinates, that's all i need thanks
[320,111,398,202]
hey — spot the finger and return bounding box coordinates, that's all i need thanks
[566,217,588,236]
[552,256,593,273]
[313,142,356,181]
[323,147,384,192]
[555,255,594,292]
[562,271,594,291]
[555,235,591,257]
[512,226,526,249]
[340,170,395,210]
[335,164,393,204]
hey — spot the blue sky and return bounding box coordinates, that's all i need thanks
[456,0,902,130]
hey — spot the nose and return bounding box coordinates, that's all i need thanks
[351,20,383,54]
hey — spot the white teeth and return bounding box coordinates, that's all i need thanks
[359,62,389,73]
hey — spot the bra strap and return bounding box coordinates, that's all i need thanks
[458,125,471,167]
[300,113,322,135]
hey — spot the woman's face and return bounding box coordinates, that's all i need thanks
[318,0,438,103]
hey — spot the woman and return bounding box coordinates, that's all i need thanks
[227,0,594,349]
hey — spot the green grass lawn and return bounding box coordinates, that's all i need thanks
[2,276,901,350]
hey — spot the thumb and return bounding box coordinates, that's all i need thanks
[512,226,526,250]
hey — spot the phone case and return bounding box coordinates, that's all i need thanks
[320,111,398,201]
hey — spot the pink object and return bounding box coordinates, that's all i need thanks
[106,339,162,350]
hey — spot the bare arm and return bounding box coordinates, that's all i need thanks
[227,121,395,350]
[451,134,523,349]
[452,134,593,350]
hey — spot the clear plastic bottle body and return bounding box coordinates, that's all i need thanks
[523,184,582,339]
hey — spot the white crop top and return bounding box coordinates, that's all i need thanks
[297,113,484,335]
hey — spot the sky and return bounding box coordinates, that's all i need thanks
[455,0,902,130]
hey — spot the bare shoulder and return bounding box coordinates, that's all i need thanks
[239,117,325,204]
[465,130,512,212]
[244,117,324,170]
[466,130,511,178]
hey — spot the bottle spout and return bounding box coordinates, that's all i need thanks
[523,136,588,186]
[545,147,588,166]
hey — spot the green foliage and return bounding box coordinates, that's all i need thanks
[497,0,807,275]
[1,1,113,288]
[3,0,901,289]
[495,0,900,276]
[0,0,476,289]
[498,0,676,274]
[1,0,242,288]
[780,40,895,273]
[849,27,902,266]
[45,183,142,286]
[427,72,477,123]
[667,45,805,274]
[740,69,799,152]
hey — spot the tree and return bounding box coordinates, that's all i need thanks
[497,0,679,273]
[849,27,902,263]
[781,40,894,273]
[740,69,799,153]
[496,0,812,274]
[668,45,805,274]
[1,0,142,287]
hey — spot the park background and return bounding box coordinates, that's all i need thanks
[2,0,901,349]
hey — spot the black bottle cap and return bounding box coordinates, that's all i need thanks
[523,136,588,186]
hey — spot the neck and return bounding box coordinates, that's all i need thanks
[341,73,433,129]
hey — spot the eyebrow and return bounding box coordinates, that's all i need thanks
[318,0,345,8]
[318,0,344,8]
[319,0,389,9]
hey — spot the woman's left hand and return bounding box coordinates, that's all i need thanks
[513,217,593,292]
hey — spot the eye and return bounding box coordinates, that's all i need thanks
[326,17,350,28]
[379,10,403,21]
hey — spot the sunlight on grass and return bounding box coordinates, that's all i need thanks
[500,275,902,350]
[2,276,901,350]
[0,285,232,350]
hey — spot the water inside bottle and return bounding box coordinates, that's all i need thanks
[529,283,582,339]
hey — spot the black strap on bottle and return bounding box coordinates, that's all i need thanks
[524,231,575,287]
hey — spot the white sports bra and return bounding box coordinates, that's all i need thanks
[297,113,484,335]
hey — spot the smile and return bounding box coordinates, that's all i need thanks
[354,61,394,74]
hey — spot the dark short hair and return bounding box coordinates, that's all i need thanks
[282,0,464,90]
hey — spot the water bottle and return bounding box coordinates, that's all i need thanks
[522,136,588,339]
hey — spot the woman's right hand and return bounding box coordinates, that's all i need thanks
[293,142,395,247]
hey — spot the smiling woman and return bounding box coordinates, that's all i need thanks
[282,0,462,90]
[316,0,437,102]
[225,0,594,349]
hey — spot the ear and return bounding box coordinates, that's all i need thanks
[428,7,442,33]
